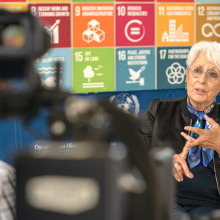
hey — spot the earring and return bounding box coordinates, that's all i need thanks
[185,81,187,89]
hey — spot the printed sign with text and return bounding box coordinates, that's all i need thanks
[72,0,113,2]
[0,0,25,2]
[116,4,155,46]
[157,0,193,2]
[35,48,72,92]
[196,4,220,42]
[72,3,114,48]
[72,48,114,93]
[0,3,26,11]
[28,0,70,3]
[116,47,155,91]
[28,4,71,48]
[116,0,154,2]
[196,0,220,3]
[156,4,194,46]
[157,46,191,89]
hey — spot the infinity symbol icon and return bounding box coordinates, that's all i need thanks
[202,23,220,38]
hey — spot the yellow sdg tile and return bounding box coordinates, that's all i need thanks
[0,3,26,12]
[156,3,195,46]
[196,4,220,42]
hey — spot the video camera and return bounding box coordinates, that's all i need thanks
[0,9,50,74]
[0,9,175,220]
[0,9,52,123]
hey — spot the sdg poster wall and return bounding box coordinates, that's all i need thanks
[0,0,220,165]
[0,0,219,94]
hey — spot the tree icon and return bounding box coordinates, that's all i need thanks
[83,66,95,83]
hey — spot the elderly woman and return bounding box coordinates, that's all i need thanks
[139,41,220,220]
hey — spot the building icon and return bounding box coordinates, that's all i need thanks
[162,19,189,42]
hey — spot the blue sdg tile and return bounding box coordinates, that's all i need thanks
[157,46,191,90]
[116,47,155,91]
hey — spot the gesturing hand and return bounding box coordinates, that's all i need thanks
[172,139,194,182]
[181,115,220,154]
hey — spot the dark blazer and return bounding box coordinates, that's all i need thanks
[138,96,220,194]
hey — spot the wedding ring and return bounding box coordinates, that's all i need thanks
[173,163,179,169]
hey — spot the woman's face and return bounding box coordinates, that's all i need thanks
[186,51,220,111]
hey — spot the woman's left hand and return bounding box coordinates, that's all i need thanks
[181,115,220,154]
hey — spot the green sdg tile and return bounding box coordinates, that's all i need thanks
[72,48,115,93]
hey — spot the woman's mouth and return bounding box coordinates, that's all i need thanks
[195,88,206,94]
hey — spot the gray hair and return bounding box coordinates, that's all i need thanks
[186,41,220,70]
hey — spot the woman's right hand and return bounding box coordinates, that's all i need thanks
[172,139,194,182]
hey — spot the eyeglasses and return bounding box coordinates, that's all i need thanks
[188,67,220,83]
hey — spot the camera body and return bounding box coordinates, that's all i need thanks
[16,142,127,220]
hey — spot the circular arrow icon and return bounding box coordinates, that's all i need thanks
[124,19,145,43]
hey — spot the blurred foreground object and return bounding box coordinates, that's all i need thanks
[0,160,16,220]
[0,9,51,122]
[16,97,175,220]
[0,9,175,220]
[0,9,50,220]
[0,9,50,60]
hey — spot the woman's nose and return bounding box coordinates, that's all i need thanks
[198,72,207,83]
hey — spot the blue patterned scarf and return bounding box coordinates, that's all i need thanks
[187,97,215,168]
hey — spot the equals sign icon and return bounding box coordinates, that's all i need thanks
[130,27,140,35]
